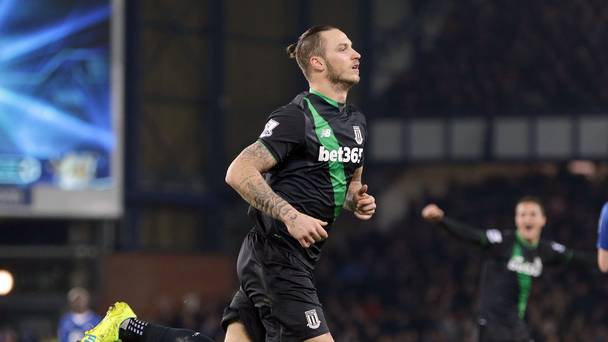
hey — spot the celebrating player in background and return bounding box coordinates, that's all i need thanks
[222,25,374,342]
[422,197,594,342]
[597,202,608,273]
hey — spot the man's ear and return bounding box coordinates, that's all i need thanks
[310,56,325,72]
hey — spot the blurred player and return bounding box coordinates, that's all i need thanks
[597,202,608,272]
[422,196,594,342]
[58,287,100,342]
[222,25,374,342]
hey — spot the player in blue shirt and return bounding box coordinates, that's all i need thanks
[597,202,608,273]
[58,287,100,342]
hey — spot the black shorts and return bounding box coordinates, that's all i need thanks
[478,318,533,342]
[221,230,329,342]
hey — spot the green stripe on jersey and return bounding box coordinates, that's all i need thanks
[512,241,532,319]
[309,88,341,108]
[304,97,347,220]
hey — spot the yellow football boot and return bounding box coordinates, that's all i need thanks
[82,302,136,342]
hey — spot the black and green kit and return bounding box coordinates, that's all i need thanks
[222,89,367,342]
[437,217,591,342]
[253,88,366,267]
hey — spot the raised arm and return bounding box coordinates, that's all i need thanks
[225,140,328,248]
[343,166,376,220]
[542,240,598,270]
[566,249,597,267]
[421,204,495,246]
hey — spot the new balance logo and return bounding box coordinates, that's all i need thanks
[318,146,363,163]
[321,128,332,138]
[305,309,321,329]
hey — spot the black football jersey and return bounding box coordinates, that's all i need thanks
[477,229,571,338]
[251,89,367,268]
[437,218,581,340]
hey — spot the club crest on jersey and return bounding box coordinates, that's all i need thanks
[353,126,363,145]
[260,119,279,138]
[305,309,321,329]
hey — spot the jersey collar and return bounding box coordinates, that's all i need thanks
[309,88,344,109]
[515,231,539,248]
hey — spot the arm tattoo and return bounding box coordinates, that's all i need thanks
[231,142,297,223]
[239,141,277,169]
[237,174,297,222]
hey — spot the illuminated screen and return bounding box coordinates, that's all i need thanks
[0,0,123,217]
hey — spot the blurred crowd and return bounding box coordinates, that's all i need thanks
[381,0,608,116]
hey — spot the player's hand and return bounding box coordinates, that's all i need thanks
[353,184,376,220]
[421,204,444,223]
[284,212,328,248]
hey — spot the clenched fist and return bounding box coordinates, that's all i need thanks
[285,212,329,249]
[421,204,444,223]
[353,184,376,220]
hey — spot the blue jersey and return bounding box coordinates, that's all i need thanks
[597,202,608,249]
[58,311,101,342]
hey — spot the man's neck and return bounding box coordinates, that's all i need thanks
[516,230,540,247]
[308,82,348,103]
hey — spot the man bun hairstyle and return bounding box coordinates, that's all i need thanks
[286,25,336,79]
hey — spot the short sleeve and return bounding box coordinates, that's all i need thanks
[258,107,305,164]
[542,240,572,265]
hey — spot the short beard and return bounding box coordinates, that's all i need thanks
[326,61,358,92]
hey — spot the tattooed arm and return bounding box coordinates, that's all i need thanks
[226,141,294,222]
[225,140,328,247]
[343,167,376,220]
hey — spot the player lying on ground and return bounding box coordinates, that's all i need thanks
[422,196,595,342]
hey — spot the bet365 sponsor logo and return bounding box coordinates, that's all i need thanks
[318,146,363,163]
[507,256,543,277]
